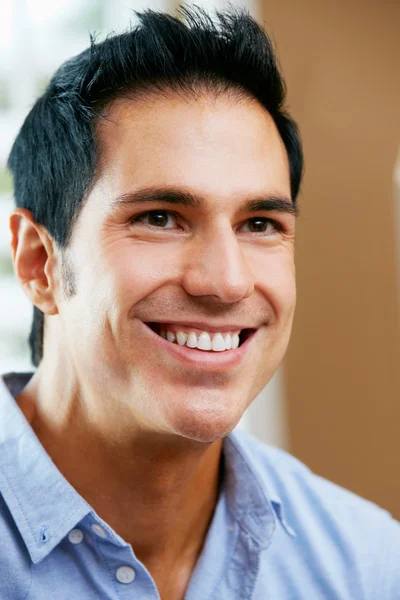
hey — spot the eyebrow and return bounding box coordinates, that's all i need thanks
[111,186,300,217]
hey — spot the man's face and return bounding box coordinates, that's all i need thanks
[56,92,296,442]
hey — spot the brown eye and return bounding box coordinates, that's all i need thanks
[131,210,177,228]
[130,211,283,235]
[249,218,268,233]
[240,218,283,235]
[146,212,169,227]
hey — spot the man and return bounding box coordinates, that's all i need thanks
[1,5,399,599]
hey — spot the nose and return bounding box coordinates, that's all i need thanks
[180,222,255,303]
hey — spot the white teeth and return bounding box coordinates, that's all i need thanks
[198,332,212,350]
[231,333,240,349]
[159,327,242,352]
[176,331,188,346]
[186,332,198,348]
[211,333,225,352]
[224,333,232,350]
[167,331,176,343]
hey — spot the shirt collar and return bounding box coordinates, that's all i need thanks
[0,372,91,564]
[0,371,295,565]
[224,428,297,545]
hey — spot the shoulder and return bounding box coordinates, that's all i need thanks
[232,427,396,521]
[230,429,400,597]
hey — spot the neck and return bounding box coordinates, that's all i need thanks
[15,369,224,581]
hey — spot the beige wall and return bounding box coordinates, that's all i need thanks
[260,0,400,517]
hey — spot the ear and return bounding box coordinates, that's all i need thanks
[9,208,59,316]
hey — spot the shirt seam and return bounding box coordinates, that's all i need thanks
[94,535,121,600]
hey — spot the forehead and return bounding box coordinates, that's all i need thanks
[93,92,291,209]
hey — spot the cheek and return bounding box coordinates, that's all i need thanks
[254,252,296,324]
[103,243,176,309]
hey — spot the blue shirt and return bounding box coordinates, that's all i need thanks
[1,372,399,599]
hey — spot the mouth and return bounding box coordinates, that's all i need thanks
[146,323,255,348]
[141,321,258,371]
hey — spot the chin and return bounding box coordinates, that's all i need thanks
[168,406,243,444]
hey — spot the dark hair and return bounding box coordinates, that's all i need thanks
[7,5,303,368]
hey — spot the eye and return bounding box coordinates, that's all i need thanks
[130,210,284,235]
[238,217,284,235]
[130,210,178,229]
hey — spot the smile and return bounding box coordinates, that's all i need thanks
[141,321,258,371]
[146,323,255,352]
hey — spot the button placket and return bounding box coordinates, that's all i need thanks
[91,523,108,538]
[116,565,136,584]
[68,528,84,544]
[91,522,139,588]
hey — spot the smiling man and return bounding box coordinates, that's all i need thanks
[1,6,399,600]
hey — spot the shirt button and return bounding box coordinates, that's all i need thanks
[68,529,84,544]
[91,523,107,538]
[116,565,136,584]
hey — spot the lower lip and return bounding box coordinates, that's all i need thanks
[141,322,258,371]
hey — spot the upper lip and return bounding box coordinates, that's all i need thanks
[144,320,259,333]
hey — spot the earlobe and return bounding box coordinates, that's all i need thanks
[9,209,59,316]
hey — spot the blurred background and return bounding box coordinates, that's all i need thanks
[0,0,399,517]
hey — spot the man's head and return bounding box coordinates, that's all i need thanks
[8,6,302,442]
